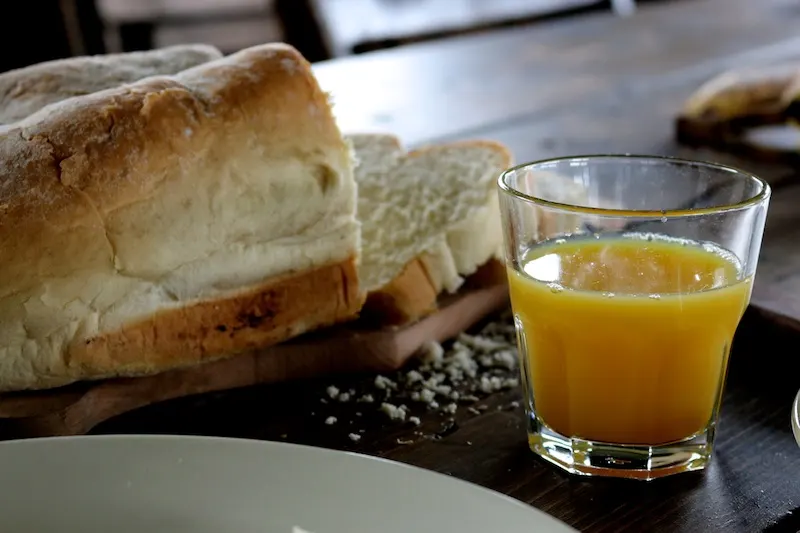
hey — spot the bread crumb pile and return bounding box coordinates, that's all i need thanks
[317,314,522,443]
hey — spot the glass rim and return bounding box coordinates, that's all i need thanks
[497,154,771,218]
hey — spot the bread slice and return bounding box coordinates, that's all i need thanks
[0,44,223,125]
[0,43,362,391]
[348,134,513,325]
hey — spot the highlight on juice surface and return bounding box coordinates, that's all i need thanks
[497,155,770,480]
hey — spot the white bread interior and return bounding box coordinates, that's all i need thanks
[0,44,223,126]
[0,43,362,392]
[348,133,512,324]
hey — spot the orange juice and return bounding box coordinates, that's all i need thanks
[508,233,751,445]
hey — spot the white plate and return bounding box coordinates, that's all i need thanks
[0,435,576,533]
[792,388,800,448]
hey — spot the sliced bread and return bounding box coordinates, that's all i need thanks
[348,133,513,325]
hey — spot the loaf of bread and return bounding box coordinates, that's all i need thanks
[0,44,223,125]
[349,134,512,325]
[0,43,362,391]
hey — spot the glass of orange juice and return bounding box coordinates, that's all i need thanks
[498,155,770,480]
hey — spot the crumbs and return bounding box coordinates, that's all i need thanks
[311,313,523,446]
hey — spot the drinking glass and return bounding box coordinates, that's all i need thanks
[498,155,770,480]
[792,389,800,448]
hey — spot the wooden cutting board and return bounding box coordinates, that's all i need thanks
[0,270,509,439]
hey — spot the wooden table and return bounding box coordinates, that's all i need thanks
[307,0,603,57]
[92,0,800,531]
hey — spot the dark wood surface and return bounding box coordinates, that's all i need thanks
[308,0,604,57]
[90,0,800,531]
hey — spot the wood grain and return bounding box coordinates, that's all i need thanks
[313,0,800,146]
[308,0,602,57]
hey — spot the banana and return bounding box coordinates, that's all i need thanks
[676,62,800,156]
[679,62,800,123]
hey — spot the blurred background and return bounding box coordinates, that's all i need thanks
[3,0,662,72]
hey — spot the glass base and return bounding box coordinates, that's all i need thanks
[527,416,714,481]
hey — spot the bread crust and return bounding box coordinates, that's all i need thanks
[0,44,222,125]
[69,257,362,385]
[361,258,439,326]
[361,257,508,327]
